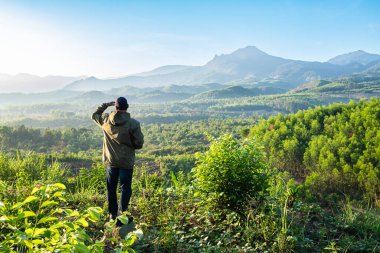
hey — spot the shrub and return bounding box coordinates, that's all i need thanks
[193,134,269,211]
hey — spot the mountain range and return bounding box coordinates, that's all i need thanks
[1,46,380,93]
[63,46,380,91]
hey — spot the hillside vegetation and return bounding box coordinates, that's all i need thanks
[250,99,380,205]
[1,100,379,252]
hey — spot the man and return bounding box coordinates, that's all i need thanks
[92,97,144,224]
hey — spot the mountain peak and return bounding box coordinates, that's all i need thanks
[230,46,268,57]
[204,46,288,77]
[212,46,267,59]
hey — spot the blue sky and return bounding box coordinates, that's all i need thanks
[0,0,379,77]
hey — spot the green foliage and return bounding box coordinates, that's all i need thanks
[0,182,143,252]
[0,125,101,153]
[0,183,103,252]
[156,154,195,176]
[1,99,380,252]
[336,202,380,252]
[132,164,288,252]
[194,134,269,211]
[299,75,380,94]
[250,99,380,205]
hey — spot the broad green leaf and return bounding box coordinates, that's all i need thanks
[52,208,64,214]
[38,216,58,224]
[123,233,137,246]
[117,215,130,225]
[18,211,36,218]
[34,228,47,237]
[52,183,66,190]
[23,196,38,204]
[24,211,36,217]
[25,228,34,236]
[75,244,91,253]
[41,200,58,208]
[66,222,75,229]
[87,207,102,221]
[65,209,80,217]
[24,240,33,249]
[53,191,63,198]
[11,202,23,209]
[58,196,67,202]
[76,218,89,227]
[32,239,43,245]
[31,186,41,195]
[50,221,65,229]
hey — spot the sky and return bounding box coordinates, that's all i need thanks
[0,0,380,78]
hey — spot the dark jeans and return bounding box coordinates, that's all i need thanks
[106,166,133,219]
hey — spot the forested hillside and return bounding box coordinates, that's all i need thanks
[250,99,380,204]
[1,100,379,252]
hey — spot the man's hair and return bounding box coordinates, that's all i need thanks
[116,97,129,111]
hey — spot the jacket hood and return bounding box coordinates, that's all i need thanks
[109,111,130,126]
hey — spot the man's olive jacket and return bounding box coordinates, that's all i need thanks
[92,104,144,169]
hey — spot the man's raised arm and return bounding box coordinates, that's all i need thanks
[91,102,115,127]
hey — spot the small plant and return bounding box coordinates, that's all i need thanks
[324,241,339,253]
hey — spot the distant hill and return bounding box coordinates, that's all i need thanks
[134,65,195,77]
[192,85,287,100]
[0,83,223,107]
[108,83,224,95]
[364,61,380,73]
[290,74,380,95]
[63,46,380,91]
[70,89,192,104]
[328,50,380,65]
[69,90,116,105]
[133,91,192,103]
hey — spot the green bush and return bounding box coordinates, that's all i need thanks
[193,134,269,211]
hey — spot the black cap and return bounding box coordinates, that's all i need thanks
[116,97,128,110]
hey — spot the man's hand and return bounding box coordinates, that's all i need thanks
[103,101,115,107]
